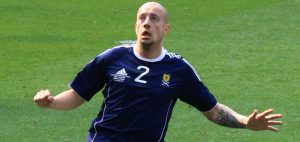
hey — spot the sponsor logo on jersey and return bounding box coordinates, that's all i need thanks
[111,68,130,82]
[162,73,170,87]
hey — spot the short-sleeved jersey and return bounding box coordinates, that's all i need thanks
[70,44,217,142]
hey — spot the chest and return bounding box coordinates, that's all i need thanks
[105,57,183,97]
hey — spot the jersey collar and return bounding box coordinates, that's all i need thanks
[133,44,167,62]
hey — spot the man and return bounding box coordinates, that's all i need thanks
[34,2,283,142]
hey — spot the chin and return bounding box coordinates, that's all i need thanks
[140,40,154,46]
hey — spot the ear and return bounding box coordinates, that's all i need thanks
[164,23,170,35]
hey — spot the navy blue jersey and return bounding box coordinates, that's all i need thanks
[70,44,217,142]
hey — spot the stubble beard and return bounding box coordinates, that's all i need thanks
[136,36,153,50]
[138,38,163,51]
[140,41,154,50]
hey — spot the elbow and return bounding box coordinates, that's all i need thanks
[202,103,220,122]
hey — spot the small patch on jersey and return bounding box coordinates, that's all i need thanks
[167,53,182,59]
[162,73,170,87]
[111,68,130,82]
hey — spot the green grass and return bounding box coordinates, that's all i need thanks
[1,0,299,141]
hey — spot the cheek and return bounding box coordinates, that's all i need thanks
[158,27,165,37]
[135,23,140,34]
[135,27,140,36]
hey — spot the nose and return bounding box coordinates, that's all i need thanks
[143,17,151,29]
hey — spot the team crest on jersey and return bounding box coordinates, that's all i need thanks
[162,73,170,87]
[111,68,130,82]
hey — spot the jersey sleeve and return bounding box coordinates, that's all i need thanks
[69,49,112,101]
[179,60,217,112]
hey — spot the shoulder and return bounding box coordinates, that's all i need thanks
[89,44,133,65]
[165,51,183,60]
[164,51,190,67]
[165,51,202,81]
[93,44,133,62]
[97,44,133,58]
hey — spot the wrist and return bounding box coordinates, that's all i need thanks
[242,117,249,129]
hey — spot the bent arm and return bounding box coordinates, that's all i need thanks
[34,89,85,110]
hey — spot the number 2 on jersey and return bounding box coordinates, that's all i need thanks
[134,66,149,84]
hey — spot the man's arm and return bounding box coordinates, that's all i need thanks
[203,103,283,131]
[33,89,85,110]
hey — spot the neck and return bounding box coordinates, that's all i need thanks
[135,42,163,59]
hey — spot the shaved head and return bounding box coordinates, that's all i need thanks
[137,2,169,23]
[135,2,170,58]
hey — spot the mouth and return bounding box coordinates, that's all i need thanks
[141,31,152,38]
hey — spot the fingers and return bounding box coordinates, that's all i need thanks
[47,95,54,102]
[256,109,273,119]
[268,120,283,125]
[33,89,53,108]
[34,90,50,101]
[249,109,258,120]
[256,109,283,125]
[267,126,279,132]
[265,114,283,120]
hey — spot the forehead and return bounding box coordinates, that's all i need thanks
[137,4,167,18]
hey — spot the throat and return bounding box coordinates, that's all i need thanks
[136,43,163,59]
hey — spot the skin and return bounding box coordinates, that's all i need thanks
[203,103,283,131]
[33,2,283,132]
[135,2,170,59]
[34,89,84,110]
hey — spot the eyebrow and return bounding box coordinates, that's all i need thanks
[139,13,160,19]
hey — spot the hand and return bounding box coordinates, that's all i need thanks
[33,90,54,108]
[245,109,283,132]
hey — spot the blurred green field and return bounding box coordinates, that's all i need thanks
[0,0,299,141]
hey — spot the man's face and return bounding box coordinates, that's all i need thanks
[135,4,169,47]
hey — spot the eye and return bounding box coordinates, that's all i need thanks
[139,16,146,21]
[151,16,159,22]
